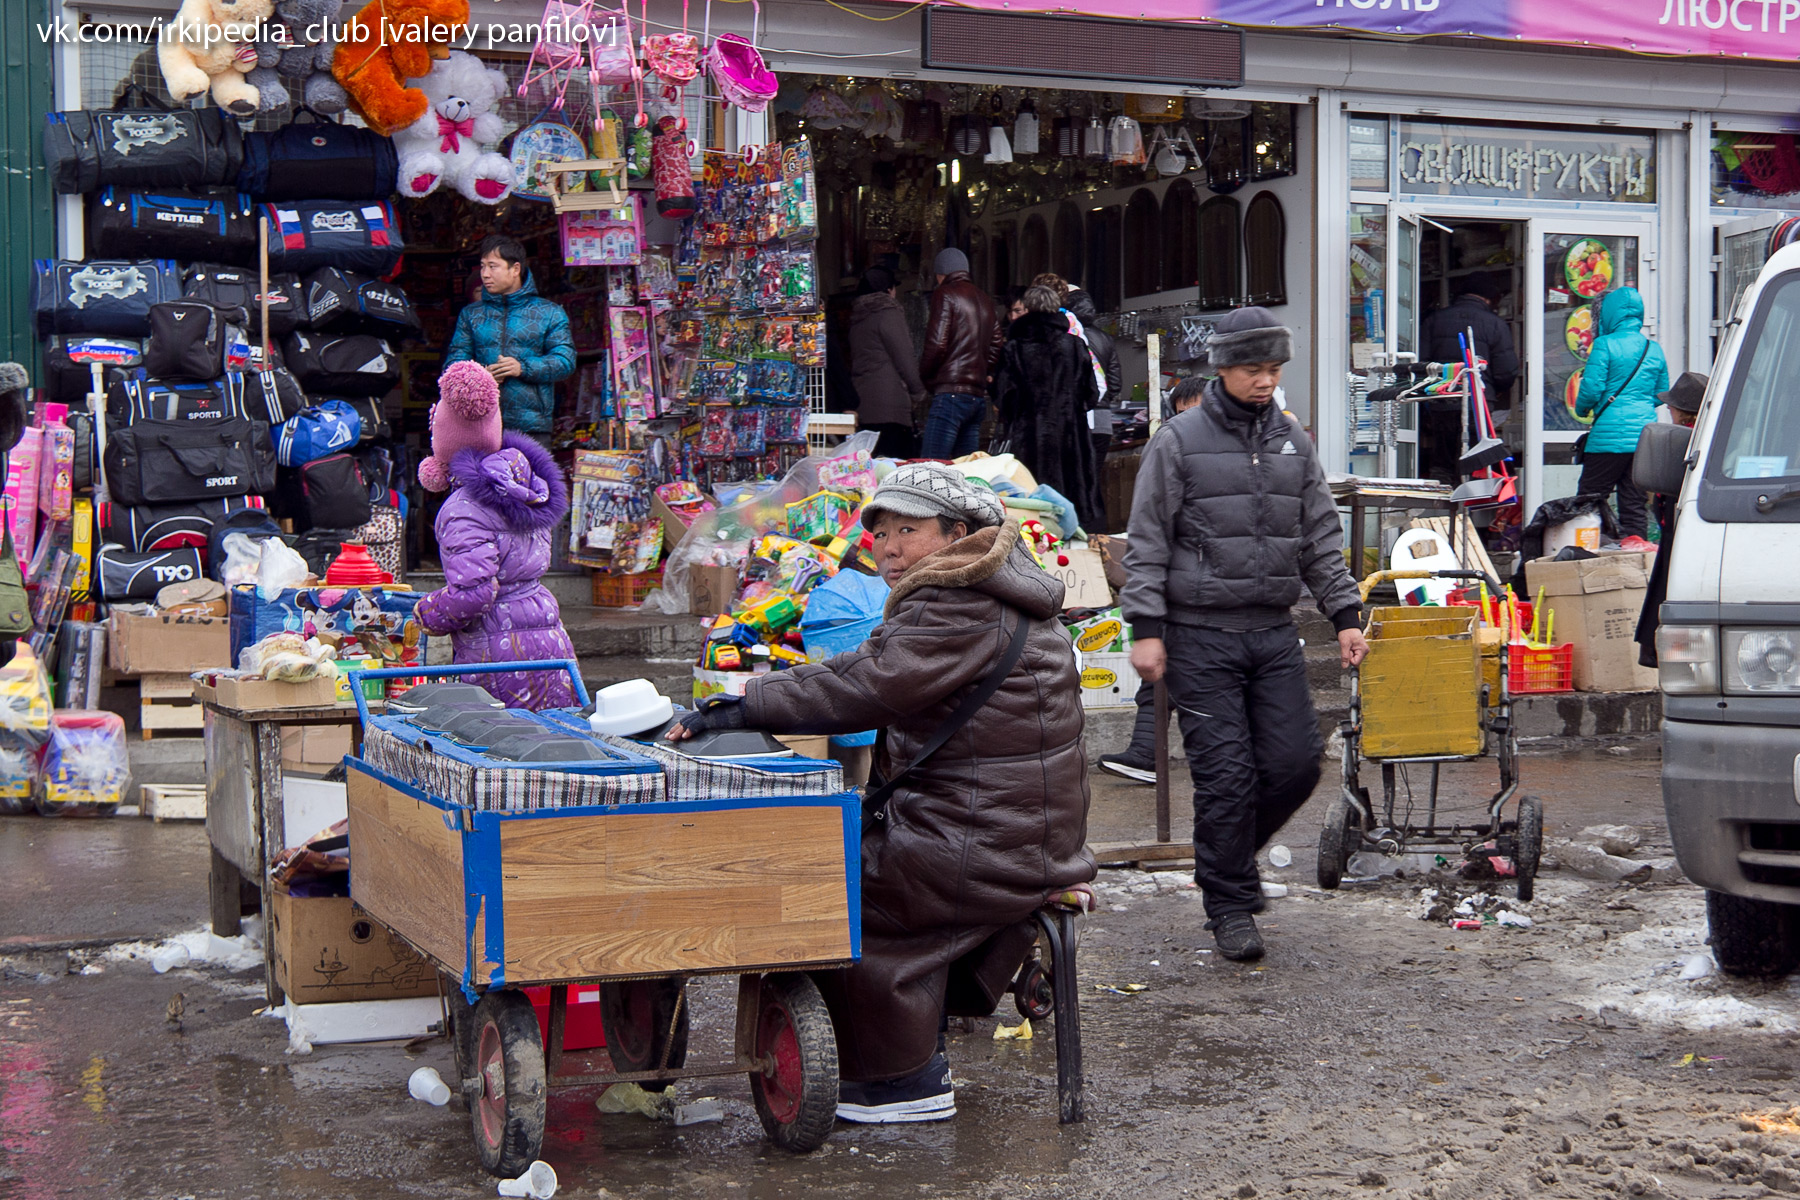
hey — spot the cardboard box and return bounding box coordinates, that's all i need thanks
[270,885,438,1005]
[652,493,699,550]
[282,725,354,773]
[108,611,231,677]
[689,564,742,616]
[193,674,340,710]
[776,734,831,760]
[1078,651,1143,708]
[1526,551,1658,693]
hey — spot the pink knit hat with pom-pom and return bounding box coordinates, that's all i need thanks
[419,361,503,492]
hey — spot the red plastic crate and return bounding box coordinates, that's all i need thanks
[1507,643,1574,694]
[525,985,607,1051]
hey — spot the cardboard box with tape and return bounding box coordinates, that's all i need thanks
[1526,550,1658,693]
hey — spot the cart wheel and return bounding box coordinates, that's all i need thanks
[1317,795,1361,890]
[444,975,477,1108]
[468,989,547,1179]
[599,978,690,1089]
[1013,957,1054,1021]
[749,973,839,1153]
[1514,795,1543,903]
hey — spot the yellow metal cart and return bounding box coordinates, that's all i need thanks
[1316,569,1543,901]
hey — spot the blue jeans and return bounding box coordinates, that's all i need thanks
[919,392,986,459]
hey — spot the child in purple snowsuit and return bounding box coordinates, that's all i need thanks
[415,361,576,710]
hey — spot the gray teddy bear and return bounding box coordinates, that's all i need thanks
[247,0,349,115]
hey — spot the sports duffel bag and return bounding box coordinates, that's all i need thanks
[144,300,251,381]
[101,495,267,552]
[96,545,205,601]
[276,401,364,467]
[302,268,422,338]
[183,264,304,336]
[87,187,257,266]
[31,259,182,337]
[43,85,244,196]
[282,331,400,397]
[104,415,276,506]
[263,200,404,277]
[107,369,304,428]
[42,335,143,405]
[239,108,399,202]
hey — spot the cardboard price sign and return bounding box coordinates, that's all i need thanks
[1050,547,1113,611]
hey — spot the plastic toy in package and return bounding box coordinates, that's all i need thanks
[817,447,877,499]
[764,406,808,444]
[785,490,858,542]
[733,406,766,457]
[699,406,737,457]
[36,710,129,817]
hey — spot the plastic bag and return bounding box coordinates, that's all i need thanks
[240,631,338,682]
[220,532,264,589]
[36,710,129,817]
[257,538,310,598]
[1511,494,1622,591]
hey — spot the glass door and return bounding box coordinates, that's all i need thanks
[1525,219,1657,519]
[1385,213,1422,476]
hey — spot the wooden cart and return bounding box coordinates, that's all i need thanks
[342,663,861,1177]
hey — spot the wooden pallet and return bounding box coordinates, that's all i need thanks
[141,784,206,822]
[139,672,203,741]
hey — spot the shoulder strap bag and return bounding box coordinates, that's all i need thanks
[1573,340,1652,464]
[0,492,31,636]
[862,613,1031,828]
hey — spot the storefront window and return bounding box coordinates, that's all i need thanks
[1712,131,1800,210]
[1349,115,1390,193]
[1398,120,1655,205]
[1542,232,1641,435]
[1348,204,1386,360]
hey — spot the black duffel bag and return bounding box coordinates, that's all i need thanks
[88,187,257,266]
[282,331,400,397]
[184,264,304,336]
[144,300,251,382]
[101,495,267,552]
[107,369,303,428]
[97,545,205,601]
[42,335,143,405]
[104,415,276,506]
[43,85,245,196]
[298,453,373,530]
[31,259,182,337]
[303,268,422,339]
[239,108,399,202]
[262,200,404,277]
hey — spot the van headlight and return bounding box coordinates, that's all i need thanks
[1725,628,1800,694]
[1658,624,1719,694]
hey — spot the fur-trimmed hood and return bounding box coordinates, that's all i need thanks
[885,521,1064,619]
[1007,309,1075,345]
[448,431,569,533]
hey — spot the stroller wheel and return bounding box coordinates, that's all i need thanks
[1317,796,1361,890]
[1514,795,1543,902]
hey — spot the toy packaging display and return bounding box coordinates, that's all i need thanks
[228,584,425,668]
[36,710,131,817]
[0,645,55,816]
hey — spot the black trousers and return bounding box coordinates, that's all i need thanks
[1577,450,1648,539]
[865,422,918,460]
[1164,624,1323,920]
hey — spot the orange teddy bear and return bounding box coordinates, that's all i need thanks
[331,0,472,136]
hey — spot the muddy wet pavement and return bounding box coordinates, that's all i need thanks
[9,745,1800,1200]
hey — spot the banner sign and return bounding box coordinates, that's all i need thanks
[933,1,1800,66]
[1397,121,1658,203]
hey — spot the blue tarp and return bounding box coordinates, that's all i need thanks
[798,570,889,748]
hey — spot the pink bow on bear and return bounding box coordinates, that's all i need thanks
[437,114,476,153]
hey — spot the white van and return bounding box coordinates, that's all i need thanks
[1646,240,1800,978]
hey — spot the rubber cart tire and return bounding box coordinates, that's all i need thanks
[599,978,689,1089]
[444,974,476,1109]
[1317,795,1360,890]
[1708,890,1800,979]
[1514,795,1543,903]
[1013,958,1054,1021]
[749,972,839,1153]
[469,989,547,1178]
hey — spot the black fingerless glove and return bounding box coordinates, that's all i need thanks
[677,696,748,737]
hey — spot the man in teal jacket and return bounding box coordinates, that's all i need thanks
[1574,286,1669,539]
[444,235,576,435]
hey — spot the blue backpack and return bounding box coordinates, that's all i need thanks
[275,400,363,467]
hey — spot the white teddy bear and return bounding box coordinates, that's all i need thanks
[392,52,515,205]
[157,0,276,115]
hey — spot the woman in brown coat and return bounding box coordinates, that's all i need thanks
[669,463,1094,1122]
[848,266,927,458]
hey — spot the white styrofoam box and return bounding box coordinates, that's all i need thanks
[279,996,442,1052]
[282,778,348,850]
[1079,651,1142,709]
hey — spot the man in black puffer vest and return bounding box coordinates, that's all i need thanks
[1121,308,1366,961]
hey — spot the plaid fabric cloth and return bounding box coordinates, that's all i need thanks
[365,726,667,813]
[594,735,845,802]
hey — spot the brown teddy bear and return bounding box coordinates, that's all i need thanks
[331,0,471,136]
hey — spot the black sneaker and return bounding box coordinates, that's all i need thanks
[1207,912,1266,961]
[836,1053,956,1123]
[1097,752,1156,784]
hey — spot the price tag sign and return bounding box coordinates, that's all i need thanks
[1052,547,1113,611]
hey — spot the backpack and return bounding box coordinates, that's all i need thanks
[144,300,251,381]
[302,268,421,338]
[276,401,364,467]
[31,259,182,337]
[42,86,244,195]
[262,200,404,277]
[282,331,400,397]
[87,187,257,266]
[298,453,372,530]
[184,264,305,337]
[238,108,399,202]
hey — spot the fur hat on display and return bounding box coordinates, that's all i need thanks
[419,360,503,492]
[1205,306,1293,368]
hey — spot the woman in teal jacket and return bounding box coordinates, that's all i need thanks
[1574,286,1669,539]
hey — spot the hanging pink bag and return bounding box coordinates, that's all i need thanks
[705,0,776,112]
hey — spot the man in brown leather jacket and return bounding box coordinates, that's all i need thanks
[918,248,1004,459]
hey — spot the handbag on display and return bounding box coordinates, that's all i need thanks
[275,401,364,467]
[144,300,251,381]
[43,85,244,195]
[31,259,182,337]
[42,336,143,405]
[103,415,276,506]
[352,504,405,579]
[301,268,421,338]
[96,545,205,601]
[238,108,400,202]
[184,264,305,337]
[101,495,268,552]
[261,200,404,277]
[282,332,401,397]
[87,187,257,266]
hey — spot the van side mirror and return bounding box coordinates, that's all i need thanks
[1633,422,1692,496]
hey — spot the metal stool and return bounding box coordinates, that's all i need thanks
[1012,888,1089,1123]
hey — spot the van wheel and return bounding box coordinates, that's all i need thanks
[1707,890,1800,979]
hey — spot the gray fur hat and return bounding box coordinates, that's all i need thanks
[862,462,1004,532]
[0,364,27,395]
[1206,307,1293,368]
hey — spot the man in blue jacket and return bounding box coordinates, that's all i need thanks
[444,236,576,436]
[1574,286,1669,540]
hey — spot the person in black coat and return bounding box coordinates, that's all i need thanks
[995,286,1102,531]
[1421,271,1519,480]
[1635,371,1706,667]
[1065,289,1122,472]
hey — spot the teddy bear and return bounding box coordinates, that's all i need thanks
[331,0,470,136]
[247,0,349,115]
[391,51,514,204]
[418,360,502,493]
[157,0,278,116]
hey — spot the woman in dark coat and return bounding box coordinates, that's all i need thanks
[995,285,1102,531]
[668,463,1094,1122]
[847,266,926,458]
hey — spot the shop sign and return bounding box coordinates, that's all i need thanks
[1397,122,1656,204]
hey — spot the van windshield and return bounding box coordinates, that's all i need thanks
[1717,273,1800,481]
